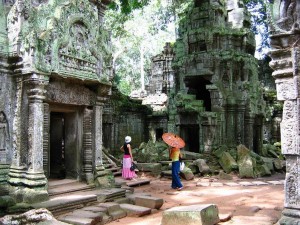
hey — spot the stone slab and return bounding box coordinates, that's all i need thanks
[70,210,103,220]
[161,204,220,225]
[196,182,210,187]
[120,203,152,217]
[224,182,240,186]
[251,181,268,185]
[210,182,223,187]
[135,195,164,209]
[59,215,97,225]
[238,182,254,186]
[126,179,151,187]
[108,209,127,220]
[267,181,282,185]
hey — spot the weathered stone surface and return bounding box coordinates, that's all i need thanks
[161,204,220,225]
[0,208,56,224]
[136,163,162,174]
[59,215,96,225]
[218,152,238,173]
[237,145,255,178]
[193,159,211,174]
[135,195,164,209]
[120,203,152,217]
[180,167,195,180]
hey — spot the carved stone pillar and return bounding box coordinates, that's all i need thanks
[225,103,236,146]
[8,74,49,203]
[83,107,93,184]
[236,101,246,144]
[266,1,300,223]
[244,114,254,151]
[94,97,105,173]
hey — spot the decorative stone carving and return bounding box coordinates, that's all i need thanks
[46,81,96,105]
[0,112,9,163]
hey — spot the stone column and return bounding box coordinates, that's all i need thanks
[94,98,104,172]
[266,1,300,223]
[236,101,246,144]
[225,102,236,146]
[9,73,49,203]
[83,107,93,184]
[244,114,254,151]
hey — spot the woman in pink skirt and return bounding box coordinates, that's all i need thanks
[120,136,137,180]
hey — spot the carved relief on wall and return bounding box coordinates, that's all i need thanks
[281,100,297,154]
[58,21,98,80]
[276,78,296,100]
[46,81,96,106]
[269,0,300,32]
[0,112,9,163]
[285,156,299,207]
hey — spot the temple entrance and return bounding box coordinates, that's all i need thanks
[49,110,81,180]
[50,113,66,179]
[180,125,199,153]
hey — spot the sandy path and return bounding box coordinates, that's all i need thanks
[109,173,285,225]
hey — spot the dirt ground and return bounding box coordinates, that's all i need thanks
[110,172,285,225]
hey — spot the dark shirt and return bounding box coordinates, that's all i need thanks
[123,143,130,155]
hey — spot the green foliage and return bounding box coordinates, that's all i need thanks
[105,0,176,94]
[109,0,150,15]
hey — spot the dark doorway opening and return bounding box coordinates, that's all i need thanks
[50,112,66,179]
[156,128,164,141]
[184,76,212,111]
[180,125,199,153]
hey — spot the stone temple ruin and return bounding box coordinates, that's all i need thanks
[0,0,299,224]
[0,0,113,203]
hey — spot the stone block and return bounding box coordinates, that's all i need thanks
[109,209,127,220]
[193,159,210,174]
[161,204,220,225]
[180,168,194,180]
[218,152,238,173]
[135,195,164,209]
[136,163,162,174]
[97,202,120,214]
[120,203,152,217]
[59,215,97,225]
[238,154,255,178]
[70,210,104,220]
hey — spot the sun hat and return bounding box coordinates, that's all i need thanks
[125,136,132,143]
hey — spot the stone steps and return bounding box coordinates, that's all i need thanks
[48,181,96,197]
[57,193,164,224]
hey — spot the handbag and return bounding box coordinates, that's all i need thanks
[180,161,185,171]
[130,162,137,171]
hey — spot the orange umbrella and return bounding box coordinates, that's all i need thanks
[162,133,185,148]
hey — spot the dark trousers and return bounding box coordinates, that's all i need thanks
[171,161,183,189]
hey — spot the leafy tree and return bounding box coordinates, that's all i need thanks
[105,0,176,95]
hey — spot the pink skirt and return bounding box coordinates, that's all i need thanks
[122,155,137,179]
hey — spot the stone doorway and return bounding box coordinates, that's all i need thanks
[49,110,81,180]
[180,125,199,153]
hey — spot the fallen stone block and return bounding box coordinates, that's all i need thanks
[98,202,120,214]
[135,196,164,209]
[120,203,152,217]
[135,195,164,209]
[109,209,127,220]
[59,215,98,225]
[161,204,220,225]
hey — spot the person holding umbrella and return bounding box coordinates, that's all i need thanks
[120,136,137,180]
[162,133,185,191]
